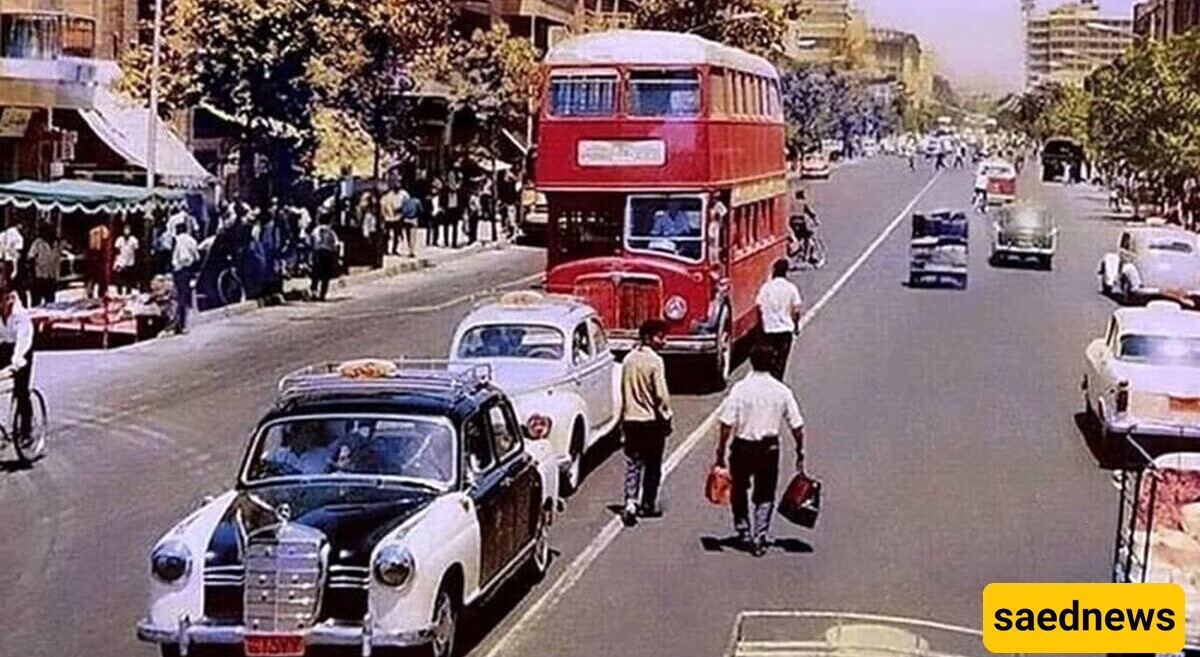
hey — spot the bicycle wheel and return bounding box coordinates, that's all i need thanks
[217,269,245,307]
[12,388,47,463]
[808,237,828,269]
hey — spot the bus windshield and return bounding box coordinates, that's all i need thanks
[626,196,704,262]
[549,72,617,117]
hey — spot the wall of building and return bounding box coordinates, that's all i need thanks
[1134,0,1200,40]
[1026,0,1132,88]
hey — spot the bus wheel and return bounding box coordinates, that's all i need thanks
[709,307,732,391]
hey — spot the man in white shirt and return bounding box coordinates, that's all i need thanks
[113,224,139,295]
[0,285,35,442]
[973,166,990,213]
[755,259,803,381]
[0,220,25,282]
[171,224,200,334]
[715,343,806,557]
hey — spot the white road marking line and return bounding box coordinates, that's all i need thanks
[478,171,944,657]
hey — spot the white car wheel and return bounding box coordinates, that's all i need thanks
[427,587,458,657]
[527,508,551,581]
[562,424,584,495]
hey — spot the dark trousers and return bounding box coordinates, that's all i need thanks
[31,278,56,307]
[310,250,335,300]
[730,437,780,538]
[761,331,793,381]
[0,342,33,439]
[440,210,459,248]
[623,420,668,510]
[172,267,194,331]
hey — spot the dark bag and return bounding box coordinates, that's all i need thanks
[778,472,821,528]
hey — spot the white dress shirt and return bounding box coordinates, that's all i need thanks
[114,235,139,269]
[0,298,34,369]
[756,277,803,335]
[718,372,804,441]
[172,233,200,271]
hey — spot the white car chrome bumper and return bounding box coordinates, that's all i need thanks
[1105,417,1200,440]
[910,263,968,275]
[137,616,433,655]
[994,245,1054,256]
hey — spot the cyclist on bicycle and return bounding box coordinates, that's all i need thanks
[788,188,823,267]
[0,283,34,442]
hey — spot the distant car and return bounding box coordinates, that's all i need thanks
[801,153,832,179]
[1099,227,1200,305]
[137,360,562,657]
[520,189,548,243]
[979,160,1017,205]
[990,204,1057,269]
[909,210,969,289]
[1083,301,1200,452]
[450,292,620,494]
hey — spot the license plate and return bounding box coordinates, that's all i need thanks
[244,635,305,657]
[1169,397,1200,413]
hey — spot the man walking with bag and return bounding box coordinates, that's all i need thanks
[714,344,806,557]
[618,319,673,527]
[755,259,802,381]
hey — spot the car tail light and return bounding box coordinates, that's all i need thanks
[527,414,553,440]
[1116,381,1130,414]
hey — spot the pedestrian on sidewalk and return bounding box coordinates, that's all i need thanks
[466,188,483,244]
[85,221,110,299]
[113,223,139,296]
[309,217,340,302]
[443,168,462,249]
[170,223,200,334]
[399,190,422,259]
[714,343,807,557]
[28,227,60,307]
[756,259,803,382]
[427,176,444,248]
[618,319,673,527]
[381,185,401,255]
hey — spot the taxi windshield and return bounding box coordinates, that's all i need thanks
[244,415,456,487]
[1119,335,1200,366]
[626,196,704,262]
[457,324,565,361]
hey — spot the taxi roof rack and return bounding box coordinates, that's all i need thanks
[277,359,493,399]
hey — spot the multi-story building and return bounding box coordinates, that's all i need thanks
[1134,0,1200,40]
[787,0,851,64]
[1026,0,1134,88]
[459,0,583,50]
[869,28,921,85]
[1,0,205,184]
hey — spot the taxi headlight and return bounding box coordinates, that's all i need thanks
[664,296,688,321]
[151,540,192,583]
[374,545,416,588]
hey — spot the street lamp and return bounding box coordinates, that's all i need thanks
[145,0,163,190]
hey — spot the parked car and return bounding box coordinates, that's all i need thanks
[990,204,1057,269]
[1083,301,1200,456]
[801,153,832,180]
[1098,227,1200,306]
[909,210,969,289]
[451,291,620,493]
[136,360,562,657]
[520,189,548,244]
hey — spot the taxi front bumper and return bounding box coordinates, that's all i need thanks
[137,616,433,655]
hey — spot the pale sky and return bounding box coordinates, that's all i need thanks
[855,0,1138,92]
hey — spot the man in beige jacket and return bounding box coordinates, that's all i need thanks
[619,319,673,526]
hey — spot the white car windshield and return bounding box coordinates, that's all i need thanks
[1147,239,1196,254]
[626,196,704,262]
[244,416,455,486]
[457,324,565,361]
[1120,335,1200,367]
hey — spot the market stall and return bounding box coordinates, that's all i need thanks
[0,179,188,348]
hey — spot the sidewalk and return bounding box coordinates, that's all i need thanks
[192,240,507,327]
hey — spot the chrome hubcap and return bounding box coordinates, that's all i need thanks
[432,594,454,657]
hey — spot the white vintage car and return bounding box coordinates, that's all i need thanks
[137,361,561,657]
[451,292,620,494]
[1083,301,1200,451]
[1099,227,1200,305]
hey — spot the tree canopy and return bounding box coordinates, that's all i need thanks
[633,0,803,56]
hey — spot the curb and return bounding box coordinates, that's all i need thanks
[192,240,504,327]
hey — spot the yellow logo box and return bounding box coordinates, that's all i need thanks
[982,583,1185,654]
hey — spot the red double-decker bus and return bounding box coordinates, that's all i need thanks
[535,30,788,387]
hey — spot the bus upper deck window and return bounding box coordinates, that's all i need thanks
[549,73,617,117]
[629,69,701,117]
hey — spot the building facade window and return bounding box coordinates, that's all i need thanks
[1,14,62,59]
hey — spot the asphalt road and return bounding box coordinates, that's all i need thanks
[0,157,1126,657]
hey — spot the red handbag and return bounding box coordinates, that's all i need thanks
[706,465,732,506]
[778,472,821,528]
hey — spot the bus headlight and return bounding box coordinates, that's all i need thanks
[664,296,688,321]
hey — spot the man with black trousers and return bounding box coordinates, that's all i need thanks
[755,259,803,381]
[618,319,673,527]
[714,343,807,557]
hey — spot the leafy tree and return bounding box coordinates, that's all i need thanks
[633,0,804,56]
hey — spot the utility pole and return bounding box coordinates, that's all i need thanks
[145,0,163,190]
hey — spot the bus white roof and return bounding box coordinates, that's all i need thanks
[545,30,778,79]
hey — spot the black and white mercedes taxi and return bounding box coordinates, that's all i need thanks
[136,360,561,657]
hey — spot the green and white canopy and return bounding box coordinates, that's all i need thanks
[0,179,188,215]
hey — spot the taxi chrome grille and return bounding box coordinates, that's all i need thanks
[243,524,327,633]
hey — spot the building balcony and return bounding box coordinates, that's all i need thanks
[579,8,634,32]
[0,56,118,109]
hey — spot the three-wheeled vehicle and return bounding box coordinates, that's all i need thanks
[1112,438,1200,654]
[909,210,969,289]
